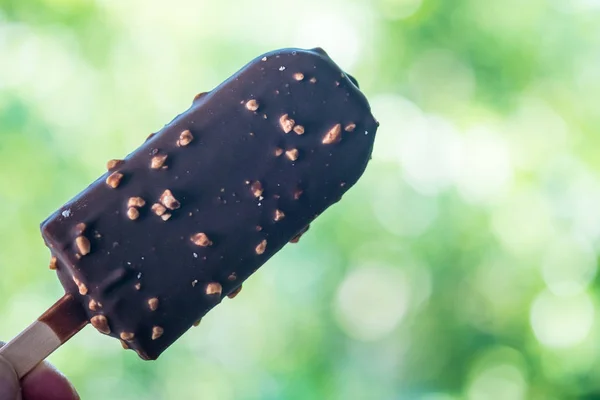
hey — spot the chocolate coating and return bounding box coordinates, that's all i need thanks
[41,47,378,360]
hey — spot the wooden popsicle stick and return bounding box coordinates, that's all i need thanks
[0,294,88,379]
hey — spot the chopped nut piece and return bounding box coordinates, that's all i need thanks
[344,123,356,132]
[228,273,237,281]
[91,315,111,335]
[322,123,342,144]
[293,72,304,81]
[49,256,57,270]
[152,203,167,216]
[135,282,142,290]
[250,181,263,198]
[192,280,198,287]
[152,326,164,340]
[256,225,263,231]
[120,340,129,349]
[161,213,172,221]
[279,114,295,133]
[255,239,267,255]
[89,299,101,311]
[148,298,159,311]
[159,189,180,210]
[190,233,212,247]
[274,209,285,221]
[285,149,299,161]
[128,197,146,208]
[106,159,124,171]
[206,282,222,296]
[293,189,303,200]
[293,125,305,135]
[74,223,86,235]
[177,129,194,147]
[76,236,91,256]
[274,148,284,157]
[151,154,168,169]
[106,172,124,188]
[228,285,243,299]
[309,77,317,83]
[120,332,135,341]
[73,277,88,295]
[127,207,140,220]
[193,319,202,327]
[290,225,310,243]
[245,99,259,111]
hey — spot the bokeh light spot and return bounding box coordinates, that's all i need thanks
[371,170,439,237]
[371,94,423,164]
[398,115,462,195]
[467,364,527,400]
[334,264,409,341]
[491,189,557,259]
[530,290,595,348]
[456,126,513,204]
[409,49,476,107]
[541,234,597,296]
[377,0,424,20]
[293,9,364,71]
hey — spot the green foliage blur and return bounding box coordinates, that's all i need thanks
[1,0,599,399]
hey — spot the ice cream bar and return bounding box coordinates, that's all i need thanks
[0,47,378,374]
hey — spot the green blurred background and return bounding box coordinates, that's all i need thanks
[1,0,599,399]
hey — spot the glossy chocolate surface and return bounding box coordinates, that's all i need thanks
[41,47,378,360]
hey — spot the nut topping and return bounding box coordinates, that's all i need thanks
[120,332,135,341]
[152,326,164,340]
[322,123,342,144]
[274,209,285,221]
[206,282,223,296]
[91,315,111,335]
[177,130,194,147]
[106,172,124,189]
[159,190,180,210]
[151,154,168,169]
[279,114,295,133]
[245,99,259,111]
[127,207,140,220]
[148,298,159,311]
[250,181,263,198]
[190,233,213,247]
[75,236,91,256]
[255,239,267,255]
[285,149,299,161]
[128,197,146,208]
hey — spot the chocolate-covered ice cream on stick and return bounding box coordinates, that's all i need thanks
[0,47,378,378]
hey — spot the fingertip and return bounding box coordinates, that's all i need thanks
[21,361,79,400]
[0,355,20,400]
